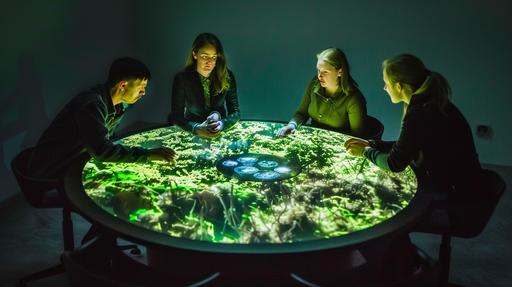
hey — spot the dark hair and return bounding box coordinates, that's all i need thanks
[317,48,359,95]
[186,33,230,94]
[383,54,451,111]
[107,57,151,87]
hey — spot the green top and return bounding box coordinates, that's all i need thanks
[291,77,367,137]
[199,74,211,111]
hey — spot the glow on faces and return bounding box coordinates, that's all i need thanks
[317,59,342,94]
[193,44,218,77]
[382,70,404,104]
[121,78,148,104]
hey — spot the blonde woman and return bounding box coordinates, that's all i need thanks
[277,48,367,137]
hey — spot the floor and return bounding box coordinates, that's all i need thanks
[0,164,511,287]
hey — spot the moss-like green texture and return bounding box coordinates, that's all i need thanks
[83,121,416,244]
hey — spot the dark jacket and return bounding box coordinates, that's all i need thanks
[364,92,482,198]
[292,77,367,137]
[28,84,149,179]
[169,67,240,132]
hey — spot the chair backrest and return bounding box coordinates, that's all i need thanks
[414,169,506,239]
[364,115,384,140]
[452,168,506,238]
[11,147,62,208]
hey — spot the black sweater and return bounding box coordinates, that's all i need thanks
[364,92,482,198]
[169,68,240,132]
[28,84,149,178]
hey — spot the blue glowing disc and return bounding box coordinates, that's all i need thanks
[237,157,258,165]
[222,160,239,167]
[257,160,278,168]
[274,166,291,174]
[253,171,281,180]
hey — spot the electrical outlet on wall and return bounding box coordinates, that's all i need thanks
[476,124,493,139]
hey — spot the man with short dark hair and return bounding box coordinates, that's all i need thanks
[29,57,176,179]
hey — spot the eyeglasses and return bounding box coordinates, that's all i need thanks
[198,54,218,62]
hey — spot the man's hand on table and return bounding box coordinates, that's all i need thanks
[148,147,178,162]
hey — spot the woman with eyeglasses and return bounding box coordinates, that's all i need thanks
[276,48,367,137]
[169,33,240,138]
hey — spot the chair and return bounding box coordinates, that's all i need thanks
[363,115,384,140]
[414,168,506,287]
[289,245,439,287]
[62,237,144,287]
[11,147,75,286]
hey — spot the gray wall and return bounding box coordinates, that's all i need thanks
[1,0,511,202]
[0,0,137,201]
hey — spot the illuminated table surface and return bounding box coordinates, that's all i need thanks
[65,120,430,254]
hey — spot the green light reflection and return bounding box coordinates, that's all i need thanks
[82,121,417,244]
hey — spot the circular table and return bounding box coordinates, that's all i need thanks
[65,120,431,285]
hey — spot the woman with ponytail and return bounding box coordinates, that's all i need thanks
[345,53,482,199]
[345,54,484,280]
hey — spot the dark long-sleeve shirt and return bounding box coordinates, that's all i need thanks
[169,68,240,132]
[28,84,150,179]
[364,92,482,198]
[292,77,367,137]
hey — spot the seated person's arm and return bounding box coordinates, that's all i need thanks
[291,82,313,127]
[369,140,395,152]
[75,103,150,162]
[364,112,422,172]
[276,83,312,137]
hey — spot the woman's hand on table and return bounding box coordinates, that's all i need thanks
[206,112,220,123]
[275,123,296,137]
[344,138,370,157]
[194,121,221,138]
[206,120,223,133]
[148,147,178,162]
[205,112,223,134]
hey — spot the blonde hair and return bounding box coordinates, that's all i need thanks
[317,48,358,95]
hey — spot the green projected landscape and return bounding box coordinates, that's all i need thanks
[82,121,417,244]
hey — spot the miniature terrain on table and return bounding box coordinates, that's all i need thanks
[82,121,417,244]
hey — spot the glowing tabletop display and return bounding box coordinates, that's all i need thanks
[81,121,417,244]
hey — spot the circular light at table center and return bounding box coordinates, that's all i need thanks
[216,153,302,182]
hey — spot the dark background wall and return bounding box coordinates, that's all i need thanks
[1,0,511,202]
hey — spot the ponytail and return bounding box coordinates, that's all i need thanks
[383,54,451,112]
